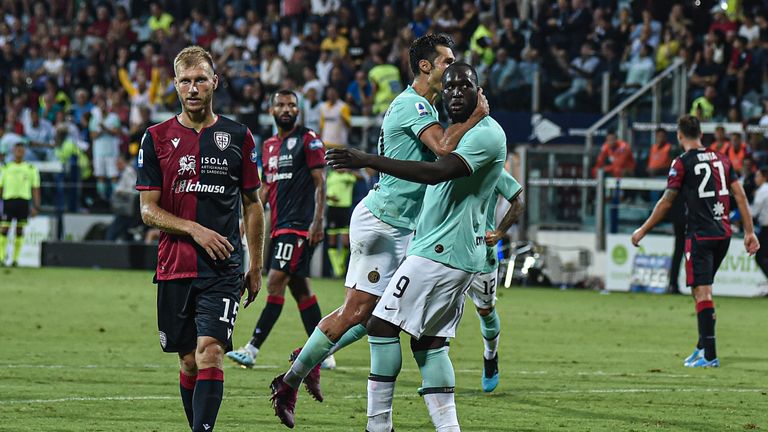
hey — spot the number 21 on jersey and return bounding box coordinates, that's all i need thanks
[694,161,728,198]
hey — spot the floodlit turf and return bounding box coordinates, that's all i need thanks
[0,267,766,431]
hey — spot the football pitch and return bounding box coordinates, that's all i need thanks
[0,268,766,431]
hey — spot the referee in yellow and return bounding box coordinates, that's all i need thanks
[0,143,41,266]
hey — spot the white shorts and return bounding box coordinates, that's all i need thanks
[373,255,475,339]
[93,155,118,178]
[345,202,413,296]
[467,271,497,310]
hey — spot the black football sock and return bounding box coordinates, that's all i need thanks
[298,295,322,336]
[249,295,284,348]
[180,371,196,428]
[192,368,223,432]
[696,300,717,360]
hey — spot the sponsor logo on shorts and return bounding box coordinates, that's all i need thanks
[368,270,380,283]
[159,331,167,349]
[384,305,397,311]
[434,244,444,253]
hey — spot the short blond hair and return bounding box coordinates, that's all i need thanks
[173,46,215,76]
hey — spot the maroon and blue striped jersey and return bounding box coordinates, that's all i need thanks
[136,115,261,280]
[667,148,736,239]
[261,126,325,238]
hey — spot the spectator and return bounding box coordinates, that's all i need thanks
[555,41,600,111]
[689,45,722,101]
[106,153,139,242]
[656,28,680,72]
[488,48,520,109]
[345,70,372,115]
[728,132,750,172]
[302,86,322,133]
[408,5,431,39]
[277,26,301,62]
[592,130,635,178]
[709,7,737,35]
[89,96,122,201]
[691,85,717,121]
[319,87,351,149]
[739,12,760,47]
[22,108,55,161]
[70,89,94,124]
[726,36,752,99]
[368,53,402,115]
[259,44,287,94]
[0,124,27,162]
[148,2,174,34]
[320,23,348,58]
[709,125,731,154]
[618,44,655,98]
[647,128,672,177]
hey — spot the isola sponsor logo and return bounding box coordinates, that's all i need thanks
[174,179,225,194]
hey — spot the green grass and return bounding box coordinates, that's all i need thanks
[0,267,766,431]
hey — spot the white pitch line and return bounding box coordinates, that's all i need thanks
[0,364,689,377]
[4,388,765,406]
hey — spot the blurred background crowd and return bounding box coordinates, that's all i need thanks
[3,0,768,246]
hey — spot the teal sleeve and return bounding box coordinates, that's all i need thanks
[398,97,439,138]
[452,129,497,173]
[495,170,522,201]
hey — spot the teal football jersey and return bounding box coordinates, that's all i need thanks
[408,117,507,272]
[364,86,439,230]
[480,170,522,274]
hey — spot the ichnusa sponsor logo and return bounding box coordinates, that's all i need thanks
[174,180,225,194]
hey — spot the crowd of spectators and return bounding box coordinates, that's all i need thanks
[6,0,768,216]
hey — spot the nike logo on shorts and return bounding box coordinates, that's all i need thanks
[384,305,397,311]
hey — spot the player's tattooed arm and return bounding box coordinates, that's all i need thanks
[139,190,234,260]
[308,168,326,246]
[326,148,470,185]
[486,192,525,246]
[730,180,760,255]
[631,188,677,246]
[241,188,265,307]
[419,88,489,157]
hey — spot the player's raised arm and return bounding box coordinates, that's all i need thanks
[326,147,470,185]
[730,180,760,255]
[418,88,489,157]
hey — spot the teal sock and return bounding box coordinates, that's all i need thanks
[284,328,334,388]
[479,309,501,360]
[328,323,367,356]
[414,347,460,430]
[369,336,401,378]
[413,347,455,391]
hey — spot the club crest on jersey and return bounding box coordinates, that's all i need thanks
[415,102,429,117]
[178,155,196,176]
[286,137,298,150]
[214,132,231,151]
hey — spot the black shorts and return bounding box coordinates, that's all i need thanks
[269,233,314,277]
[156,273,243,354]
[326,206,351,231]
[685,236,730,287]
[2,199,29,223]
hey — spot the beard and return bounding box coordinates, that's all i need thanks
[274,114,297,130]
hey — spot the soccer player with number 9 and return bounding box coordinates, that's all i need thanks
[631,115,759,368]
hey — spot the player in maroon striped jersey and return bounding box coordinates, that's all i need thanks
[227,89,330,371]
[632,115,758,368]
[136,46,265,431]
